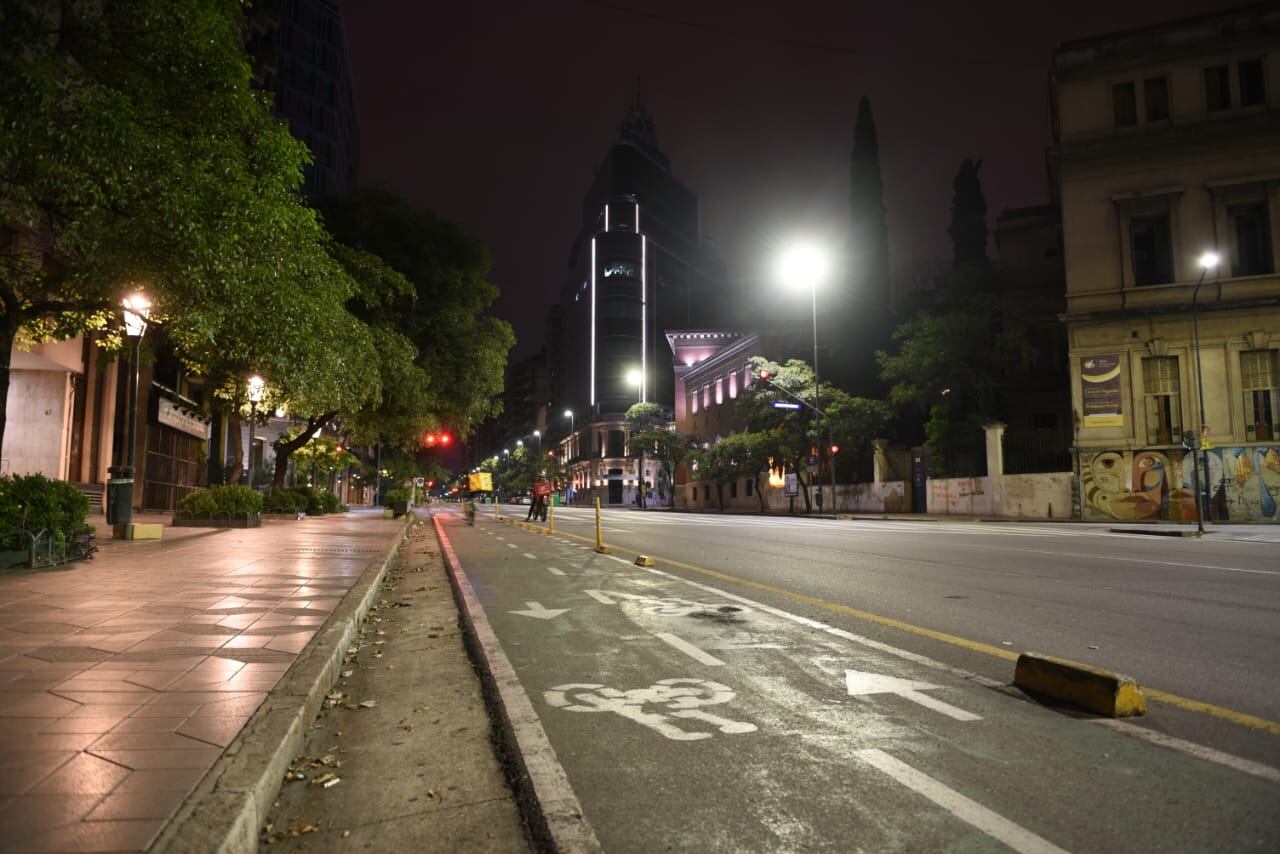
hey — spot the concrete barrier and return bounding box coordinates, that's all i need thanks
[1014,652,1146,717]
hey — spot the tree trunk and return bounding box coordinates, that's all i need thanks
[206,410,225,485]
[272,413,334,487]
[756,475,767,513]
[0,320,16,463]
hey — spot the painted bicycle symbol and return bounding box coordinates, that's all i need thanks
[544,678,757,741]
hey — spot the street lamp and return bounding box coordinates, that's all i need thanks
[1190,250,1221,535]
[246,375,265,490]
[111,293,152,539]
[777,243,835,515]
[516,439,524,449]
[533,429,541,453]
[626,368,643,403]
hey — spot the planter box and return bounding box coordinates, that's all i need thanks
[0,550,29,569]
[172,513,262,529]
[391,501,409,518]
[261,512,305,521]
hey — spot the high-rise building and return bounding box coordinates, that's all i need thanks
[246,0,360,198]
[557,96,727,424]
[553,96,728,505]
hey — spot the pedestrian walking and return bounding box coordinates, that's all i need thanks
[526,495,538,521]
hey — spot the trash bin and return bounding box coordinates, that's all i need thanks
[106,465,134,526]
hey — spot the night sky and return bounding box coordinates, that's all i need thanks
[344,1,1241,361]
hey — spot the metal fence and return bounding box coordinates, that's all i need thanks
[1003,432,1071,475]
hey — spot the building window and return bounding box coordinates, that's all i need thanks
[1131,215,1173,285]
[691,391,698,414]
[1204,65,1231,111]
[1112,82,1137,127]
[745,478,754,496]
[728,370,738,399]
[1238,59,1265,107]
[729,480,738,498]
[744,364,754,387]
[1142,357,1182,445]
[1229,202,1274,277]
[1143,76,1169,121]
[715,376,724,405]
[702,384,710,408]
[704,484,711,500]
[1242,350,1280,442]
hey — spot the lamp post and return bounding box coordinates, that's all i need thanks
[778,244,836,515]
[246,375,264,490]
[1190,250,1221,535]
[112,293,152,539]
[533,429,541,454]
[626,369,644,404]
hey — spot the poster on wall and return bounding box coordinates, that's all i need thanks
[1080,354,1124,427]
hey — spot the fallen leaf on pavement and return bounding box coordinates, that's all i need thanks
[359,700,378,708]
[311,772,340,788]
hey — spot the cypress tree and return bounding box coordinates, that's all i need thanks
[947,159,989,268]
[850,96,891,314]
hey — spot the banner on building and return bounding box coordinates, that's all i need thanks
[156,398,210,439]
[1080,354,1124,427]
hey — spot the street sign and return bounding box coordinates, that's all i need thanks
[772,401,801,410]
[414,477,425,487]
[468,472,493,492]
[806,455,819,473]
[784,472,799,497]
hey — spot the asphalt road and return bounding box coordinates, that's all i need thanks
[438,505,1280,852]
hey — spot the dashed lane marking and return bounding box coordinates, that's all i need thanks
[507,543,518,550]
[655,632,725,666]
[546,566,566,576]
[855,749,1067,854]
[523,552,538,559]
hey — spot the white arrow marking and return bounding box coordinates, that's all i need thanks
[583,589,615,605]
[509,601,570,620]
[845,669,981,721]
[856,749,1066,853]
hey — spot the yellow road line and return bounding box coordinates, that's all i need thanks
[556,529,1280,736]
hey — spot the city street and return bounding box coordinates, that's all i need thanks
[438,505,1280,851]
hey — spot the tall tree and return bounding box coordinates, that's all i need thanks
[850,96,891,313]
[0,1,376,459]
[947,159,989,269]
[316,189,515,446]
[624,402,695,509]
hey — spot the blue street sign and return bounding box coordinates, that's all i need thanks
[772,401,801,410]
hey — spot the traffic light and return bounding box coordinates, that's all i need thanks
[757,368,772,381]
[423,432,453,447]
[830,444,840,455]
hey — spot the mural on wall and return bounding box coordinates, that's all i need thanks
[1082,447,1280,522]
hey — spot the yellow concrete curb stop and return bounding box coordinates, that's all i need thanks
[634,555,655,567]
[594,545,613,554]
[1014,652,1146,717]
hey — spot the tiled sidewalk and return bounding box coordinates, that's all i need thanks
[0,509,405,853]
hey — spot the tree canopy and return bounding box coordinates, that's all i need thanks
[0,0,377,456]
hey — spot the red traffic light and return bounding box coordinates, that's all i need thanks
[830,444,840,455]
[758,369,771,381]
[423,432,452,447]
[439,433,451,446]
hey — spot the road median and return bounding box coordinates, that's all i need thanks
[1014,652,1147,717]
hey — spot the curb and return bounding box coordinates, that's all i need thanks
[1108,527,1203,537]
[1013,652,1147,718]
[152,514,415,853]
[432,514,602,853]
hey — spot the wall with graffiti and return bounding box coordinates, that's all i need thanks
[1080,446,1280,522]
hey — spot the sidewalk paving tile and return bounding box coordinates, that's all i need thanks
[0,509,404,853]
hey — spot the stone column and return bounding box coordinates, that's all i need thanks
[872,438,890,486]
[983,422,1006,478]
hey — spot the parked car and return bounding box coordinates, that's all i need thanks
[509,495,528,505]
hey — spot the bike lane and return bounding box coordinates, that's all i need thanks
[436,510,1280,853]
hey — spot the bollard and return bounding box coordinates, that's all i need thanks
[494,498,500,521]
[594,497,611,554]
[548,501,555,535]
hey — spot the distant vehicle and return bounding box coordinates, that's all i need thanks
[510,495,528,505]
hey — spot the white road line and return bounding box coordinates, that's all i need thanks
[855,749,1067,854]
[523,552,538,560]
[1090,719,1280,784]
[507,543,518,550]
[546,566,566,576]
[495,536,505,541]
[655,632,725,666]
[583,589,614,604]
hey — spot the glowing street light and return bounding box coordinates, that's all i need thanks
[1190,249,1222,535]
[777,242,835,515]
[246,375,265,490]
[110,292,154,539]
[626,368,643,403]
